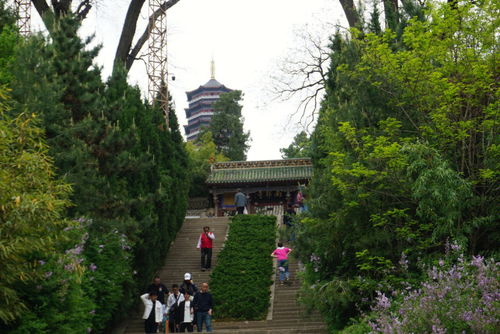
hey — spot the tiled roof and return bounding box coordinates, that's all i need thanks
[206,158,312,184]
[202,78,223,88]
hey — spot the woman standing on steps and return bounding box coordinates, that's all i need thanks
[197,226,215,271]
[271,243,293,285]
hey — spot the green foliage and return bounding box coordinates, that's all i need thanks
[210,215,276,320]
[294,0,499,330]
[280,131,312,159]
[2,14,189,333]
[0,88,91,332]
[206,90,250,161]
[186,131,229,197]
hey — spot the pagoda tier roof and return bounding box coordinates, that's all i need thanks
[186,78,232,100]
[206,158,312,185]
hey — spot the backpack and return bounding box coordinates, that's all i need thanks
[169,293,181,315]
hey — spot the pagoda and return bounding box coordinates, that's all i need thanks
[184,61,232,141]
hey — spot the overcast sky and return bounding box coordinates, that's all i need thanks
[29,0,348,160]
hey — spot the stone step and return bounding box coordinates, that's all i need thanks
[120,216,326,334]
[124,328,328,334]
[127,319,326,331]
[214,319,326,329]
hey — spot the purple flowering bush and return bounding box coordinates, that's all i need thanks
[79,219,135,333]
[8,225,94,334]
[367,254,500,333]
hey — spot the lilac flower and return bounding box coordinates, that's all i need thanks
[89,263,97,271]
[432,325,446,334]
[471,255,484,267]
[98,245,104,248]
[450,242,461,252]
[64,264,74,271]
[462,311,473,322]
[438,259,445,266]
[66,245,83,255]
[374,291,391,310]
[44,271,53,278]
[89,310,96,314]
[38,260,46,266]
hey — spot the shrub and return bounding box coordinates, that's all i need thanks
[0,90,92,332]
[367,253,500,333]
[210,215,276,320]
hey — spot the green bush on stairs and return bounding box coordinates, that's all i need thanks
[210,215,276,320]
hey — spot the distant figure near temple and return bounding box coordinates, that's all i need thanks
[234,189,247,214]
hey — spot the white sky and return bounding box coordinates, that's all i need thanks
[28,0,348,160]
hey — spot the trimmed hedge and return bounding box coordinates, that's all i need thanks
[210,215,276,320]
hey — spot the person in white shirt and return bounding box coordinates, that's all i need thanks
[176,291,194,332]
[140,291,163,334]
[166,284,185,332]
[196,226,215,271]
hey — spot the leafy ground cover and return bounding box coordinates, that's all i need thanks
[210,215,276,320]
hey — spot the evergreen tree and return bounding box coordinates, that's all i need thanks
[280,131,312,159]
[207,90,250,161]
[293,0,498,329]
[5,14,190,333]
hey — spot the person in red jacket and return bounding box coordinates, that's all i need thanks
[196,226,215,271]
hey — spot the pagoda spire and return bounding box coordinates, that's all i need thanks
[210,58,215,79]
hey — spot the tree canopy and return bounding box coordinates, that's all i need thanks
[292,0,499,330]
[206,90,250,161]
[280,131,312,159]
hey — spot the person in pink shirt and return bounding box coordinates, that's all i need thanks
[271,243,292,285]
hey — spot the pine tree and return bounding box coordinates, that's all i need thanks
[207,90,250,161]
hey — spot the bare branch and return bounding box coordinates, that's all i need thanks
[114,0,181,74]
[76,0,92,21]
[271,25,333,127]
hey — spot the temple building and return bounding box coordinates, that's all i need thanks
[184,61,232,141]
[206,158,313,216]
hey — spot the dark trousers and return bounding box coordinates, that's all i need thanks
[196,311,213,332]
[179,322,193,332]
[144,319,158,333]
[169,314,179,332]
[201,248,212,269]
[237,206,245,214]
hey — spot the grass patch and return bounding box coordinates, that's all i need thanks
[210,215,276,320]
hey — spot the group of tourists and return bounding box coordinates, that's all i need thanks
[141,275,213,333]
[140,226,216,333]
[138,192,297,333]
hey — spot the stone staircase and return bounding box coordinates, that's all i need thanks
[213,259,327,333]
[122,217,229,334]
[121,217,327,334]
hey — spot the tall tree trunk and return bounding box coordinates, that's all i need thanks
[383,0,399,31]
[113,0,146,72]
[114,0,181,74]
[338,0,359,28]
[30,0,182,75]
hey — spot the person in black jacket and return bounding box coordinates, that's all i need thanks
[179,273,198,296]
[176,291,194,332]
[192,283,213,332]
[147,276,168,304]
